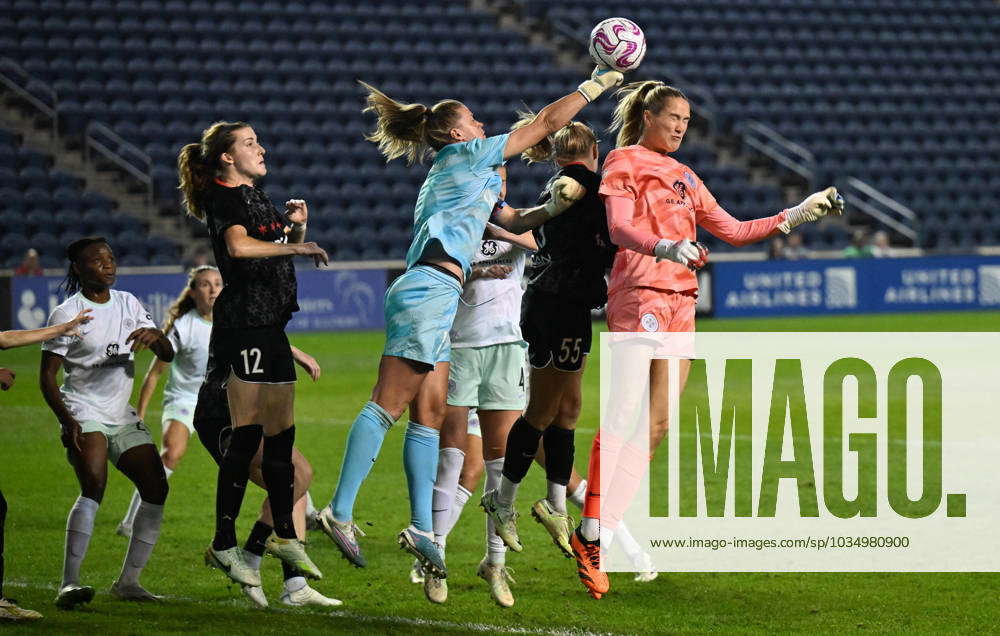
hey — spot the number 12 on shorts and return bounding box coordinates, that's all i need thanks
[240,347,264,375]
[558,338,582,364]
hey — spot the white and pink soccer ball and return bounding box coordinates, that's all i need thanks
[588,17,646,72]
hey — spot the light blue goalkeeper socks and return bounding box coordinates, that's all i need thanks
[403,421,440,533]
[330,401,394,521]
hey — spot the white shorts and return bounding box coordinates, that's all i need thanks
[161,400,197,435]
[79,419,155,466]
[447,342,527,411]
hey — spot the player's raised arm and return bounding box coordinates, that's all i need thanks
[503,68,622,161]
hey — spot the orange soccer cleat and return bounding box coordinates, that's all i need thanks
[570,527,609,599]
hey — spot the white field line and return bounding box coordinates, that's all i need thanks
[5,579,618,636]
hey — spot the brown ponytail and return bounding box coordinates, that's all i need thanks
[177,121,250,220]
[512,110,597,165]
[359,81,464,164]
[610,81,687,148]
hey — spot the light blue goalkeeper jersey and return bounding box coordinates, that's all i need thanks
[405,133,509,277]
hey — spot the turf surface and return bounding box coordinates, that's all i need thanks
[1,310,998,634]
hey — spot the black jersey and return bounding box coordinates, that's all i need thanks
[203,180,298,329]
[527,163,617,308]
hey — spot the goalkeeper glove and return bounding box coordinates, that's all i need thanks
[578,66,624,103]
[539,175,586,218]
[778,186,845,234]
[654,238,703,268]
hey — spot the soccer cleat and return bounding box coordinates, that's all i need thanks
[409,559,425,584]
[115,522,132,538]
[570,528,609,599]
[242,585,268,609]
[205,546,261,587]
[279,584,342,607]
[480,489,522,552]
[0,597,42,621]
[633,552,658,583]
[111,580,162,602]
[305,510,320,532]
[265,536,323,580]
[423,571,447,604]
[316,506,367,568]
[530,498,574,558]
[476,558,515,608]
[54,584,95,610]
[397,527,447,579]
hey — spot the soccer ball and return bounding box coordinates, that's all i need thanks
[588,17,646,73]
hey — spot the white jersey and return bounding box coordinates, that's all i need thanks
[450,239,528,348]
[162,309,212,409]
[42,290,156,427]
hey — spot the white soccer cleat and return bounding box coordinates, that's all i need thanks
[204,546,261,587]
[480,490,522,552]
[409,559,425,584]
[476,557,515,608]
[280,584,342,607]
[54,583,95,610]
[111,579,162,602]
[115,522,132,538]
[242,585,268,608]
[0,597,42,621]
[316,506,367,568]
[633,552,658,583]
[423,571,447,604]
[265,536,323,580]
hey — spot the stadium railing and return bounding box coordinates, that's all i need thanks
[0,57,59,142]
[838,176,920,245]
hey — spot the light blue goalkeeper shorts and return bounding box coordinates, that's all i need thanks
[383,265,462,368]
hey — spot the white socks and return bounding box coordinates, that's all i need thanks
[496,475,519,508]
[118,501,163,585]
[284,576,307,593]
[121,466,172,530]
[580,517,600,542]
[485,458,506,565]
[547,481,567,514]
[568,479,587,509]
[63,496,99,587]
[432,447,465,545]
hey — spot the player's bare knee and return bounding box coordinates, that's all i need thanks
[161,448,183,471]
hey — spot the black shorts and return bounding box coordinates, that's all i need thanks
[213,326,296,384]
[521,288,593,372]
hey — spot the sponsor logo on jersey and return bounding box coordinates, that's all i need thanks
[481,241,498,256]
[640,313,659,332]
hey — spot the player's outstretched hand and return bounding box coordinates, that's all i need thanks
[578,66,624,103]
[296,242,328,267]
[59,309,93,338]
[285,198,309,225]
[126,327,161,353]
[60,419,83,452]
[654,238,701,267]
[482,264,512,280]
[778,186,844,234]
[543,176,587,218]
[0,367,15,391]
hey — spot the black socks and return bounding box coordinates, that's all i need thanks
[213,425,263,551]
[501,416,544,483]
[262,426,296,540]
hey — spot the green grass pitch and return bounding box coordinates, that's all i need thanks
[1,311,998,634]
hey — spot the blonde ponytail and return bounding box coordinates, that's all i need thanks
[360,81,464,164]
[512,110,597,165]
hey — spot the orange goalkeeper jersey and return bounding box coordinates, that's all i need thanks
[599,144,787,294]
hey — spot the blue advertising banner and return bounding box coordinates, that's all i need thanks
[10,268,385,332]
[711,255,1000,318]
